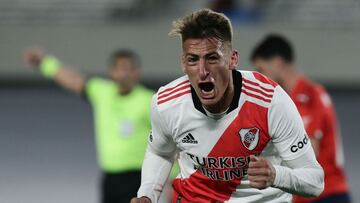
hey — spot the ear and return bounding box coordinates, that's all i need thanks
[229,49,239,70]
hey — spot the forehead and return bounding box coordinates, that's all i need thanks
[115,56,131,63]
[182,38,225,55]
[112,57,132,66]
[254,57,276,65]
[253,58,268,68]
[111,57,137,71]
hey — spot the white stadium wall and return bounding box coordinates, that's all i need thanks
[0,23,359,86]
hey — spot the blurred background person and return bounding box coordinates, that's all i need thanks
[23,48,153,203]
[250,34,351,203]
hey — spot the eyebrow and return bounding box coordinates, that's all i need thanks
[185,51,219,57]
[185,53,198,57]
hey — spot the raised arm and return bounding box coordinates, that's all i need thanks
[24,48,86,95]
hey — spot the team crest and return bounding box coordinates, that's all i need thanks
[239,127,260,150]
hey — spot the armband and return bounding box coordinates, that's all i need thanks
[39,56,61,79]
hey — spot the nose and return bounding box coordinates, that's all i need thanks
[199,58,209,80]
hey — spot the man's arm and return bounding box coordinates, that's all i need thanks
[134,148,175,203]
[248,85,324,197]
[306,88,335,157]
[269,86,324,196]
[309,138,320,156]
[131,148,174,203]
[24,48,86,95]
[132,95,177,203]
[272,147,324,197]
[248,148,323,197]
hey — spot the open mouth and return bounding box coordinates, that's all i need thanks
[198,82,215,99]
[199,82,214,92]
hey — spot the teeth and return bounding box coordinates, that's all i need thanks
[201,89,214,95]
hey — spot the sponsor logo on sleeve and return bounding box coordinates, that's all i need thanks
[290,134,309,153]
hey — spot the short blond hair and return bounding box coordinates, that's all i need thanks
[169,9,233,45]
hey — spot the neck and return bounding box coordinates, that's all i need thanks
[203,106,229,120]
[118,86,133,95]
[280,65,300,94]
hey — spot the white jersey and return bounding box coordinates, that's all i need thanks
[143,70,316,203]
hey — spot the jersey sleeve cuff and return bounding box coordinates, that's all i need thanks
[272,164,289,188]
[39,56,61,79]
[137,184,161,203]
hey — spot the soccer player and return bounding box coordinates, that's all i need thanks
[24,48,153,203]
[131,9,324,203]
[250,34,351,203]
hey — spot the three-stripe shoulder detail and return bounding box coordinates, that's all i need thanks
[157,80,191,105]
[241,77,276,103]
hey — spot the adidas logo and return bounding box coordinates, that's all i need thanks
[181,133,198,144]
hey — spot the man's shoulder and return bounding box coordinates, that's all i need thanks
[87,76,116,89]
[85,77,117,101]
[239,70,278,88]
[158,75,190,91]
[154,75,192,109]
[135,85,155,97]
[239,70,278,107]
[294,76,331,107]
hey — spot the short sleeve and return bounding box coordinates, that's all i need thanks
[269,86,311,161]
[305,87,331,140]
[148,95,177,157]
[84,77,113,104]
